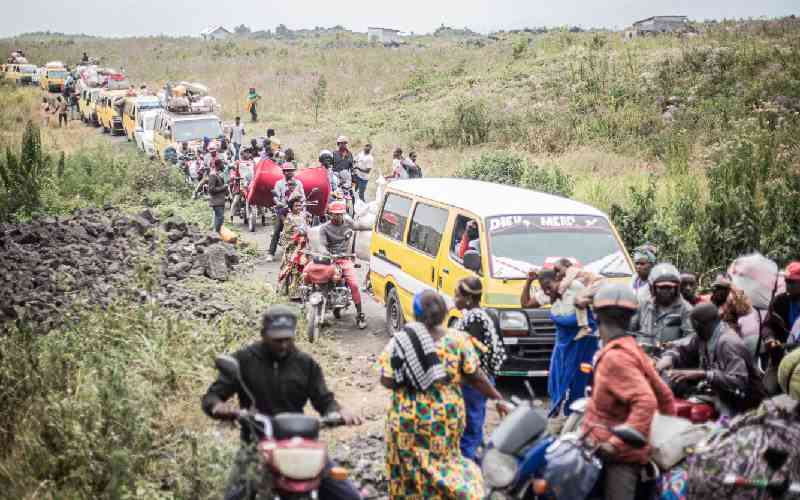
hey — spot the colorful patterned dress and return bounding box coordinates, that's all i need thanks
[378,329,485,500]
[277,212,310,299]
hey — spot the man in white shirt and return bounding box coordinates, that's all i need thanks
[390,147,408,181]
[353,143,374,202]
[229,116,246,161]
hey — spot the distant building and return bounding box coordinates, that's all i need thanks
[628,16,689,37]
[200,26,232,41]
[368,27,401,44]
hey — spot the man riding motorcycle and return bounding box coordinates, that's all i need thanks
[201,305,362,500]
[630,263,695,346]
[656,303,767,416]
[267,163,305,262]
[319,200,370,329]
[582,283,676,500]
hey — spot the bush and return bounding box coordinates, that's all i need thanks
[456,151,574,197]
[0,121,51,221]
[439,99,491,146]
[0,274,280,498]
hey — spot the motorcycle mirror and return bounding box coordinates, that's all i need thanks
[214,354,241,381]
[215,354,259,409]
[610,425,647,449]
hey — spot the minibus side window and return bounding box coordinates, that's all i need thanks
[407,203,448,257]
[377,194,412,241]
[450,214,479,263]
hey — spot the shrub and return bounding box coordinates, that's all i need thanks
[456,151,574,197]
[0,121,51,222]
[440,99,491,146]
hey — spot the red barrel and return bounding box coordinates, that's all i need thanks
[295,166,331,218]
[246,159,283,207]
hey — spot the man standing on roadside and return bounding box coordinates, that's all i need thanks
[56,96,69,127]
[195,159,228,233]
[353,143,374,202]
[230,116,245,161]
[247,87,261,123]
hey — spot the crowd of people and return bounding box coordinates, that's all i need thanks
[202,238,800,499]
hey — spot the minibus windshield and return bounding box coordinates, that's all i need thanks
[487,214,633,279]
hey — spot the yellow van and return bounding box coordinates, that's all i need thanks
[122,95,162,141]
[368,178,635,377]
[40,62,68,92]
[97,89,128,135]
[4,63,37,85]
[152,109,222,163]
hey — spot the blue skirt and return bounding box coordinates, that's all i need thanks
[547,311,598,416]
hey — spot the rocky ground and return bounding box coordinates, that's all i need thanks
[0,206,244,332]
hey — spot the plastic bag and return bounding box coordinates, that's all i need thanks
[219,226,238,243]
[543,436,601,500]
[649,413,714,470]
[728,253,784,310]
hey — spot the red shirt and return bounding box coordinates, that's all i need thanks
[581,335,676,464]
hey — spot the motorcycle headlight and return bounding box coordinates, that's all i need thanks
[272,446,327,480]
[309,292,324,306]
[498,310,528,333]
[482,448,518,488]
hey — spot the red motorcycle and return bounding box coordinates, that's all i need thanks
[300,252,358,343]
[214,355,351,500]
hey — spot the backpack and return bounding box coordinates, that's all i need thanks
[685,395,800,499]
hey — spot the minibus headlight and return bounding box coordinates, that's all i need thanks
[498,310,528,332]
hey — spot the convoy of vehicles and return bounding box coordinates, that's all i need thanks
[368,178,635,377]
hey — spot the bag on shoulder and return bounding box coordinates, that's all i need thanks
[685,395,800,499]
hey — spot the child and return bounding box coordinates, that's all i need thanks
[455,276,506,462]
[553,258,604,340]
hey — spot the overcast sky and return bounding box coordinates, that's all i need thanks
[2,0,797,37]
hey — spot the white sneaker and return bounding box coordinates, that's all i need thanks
[265,255,275,262]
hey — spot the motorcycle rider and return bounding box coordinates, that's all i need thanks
[319,200,370,329]
[267,163,305,262]
[582,283,676,500]
[630,263,695,346]
[762,261,800,394]
[202,305,362,500]
[656,303,767,415]
[632,244,657,302]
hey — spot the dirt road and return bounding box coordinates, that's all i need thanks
[235,216,392,440]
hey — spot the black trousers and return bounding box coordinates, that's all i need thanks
[268,215,284,256]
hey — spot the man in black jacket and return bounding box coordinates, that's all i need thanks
[202,305,362,500]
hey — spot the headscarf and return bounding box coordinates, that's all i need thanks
[633,244,657,264]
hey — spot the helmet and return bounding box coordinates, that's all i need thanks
[329,201,347,215]
[319,149,334,165]
[648,263,681,287]
[593,283,639,312]
[336,135,348,144]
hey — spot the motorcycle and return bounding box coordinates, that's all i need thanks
[482,380,651,500]
[482,382,552,499]
[300,251,358,343]
[213,354,351,500]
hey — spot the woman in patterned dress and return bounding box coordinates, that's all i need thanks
[378,290,508,500]
[277,197,310,300]
[455,276,507,462]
